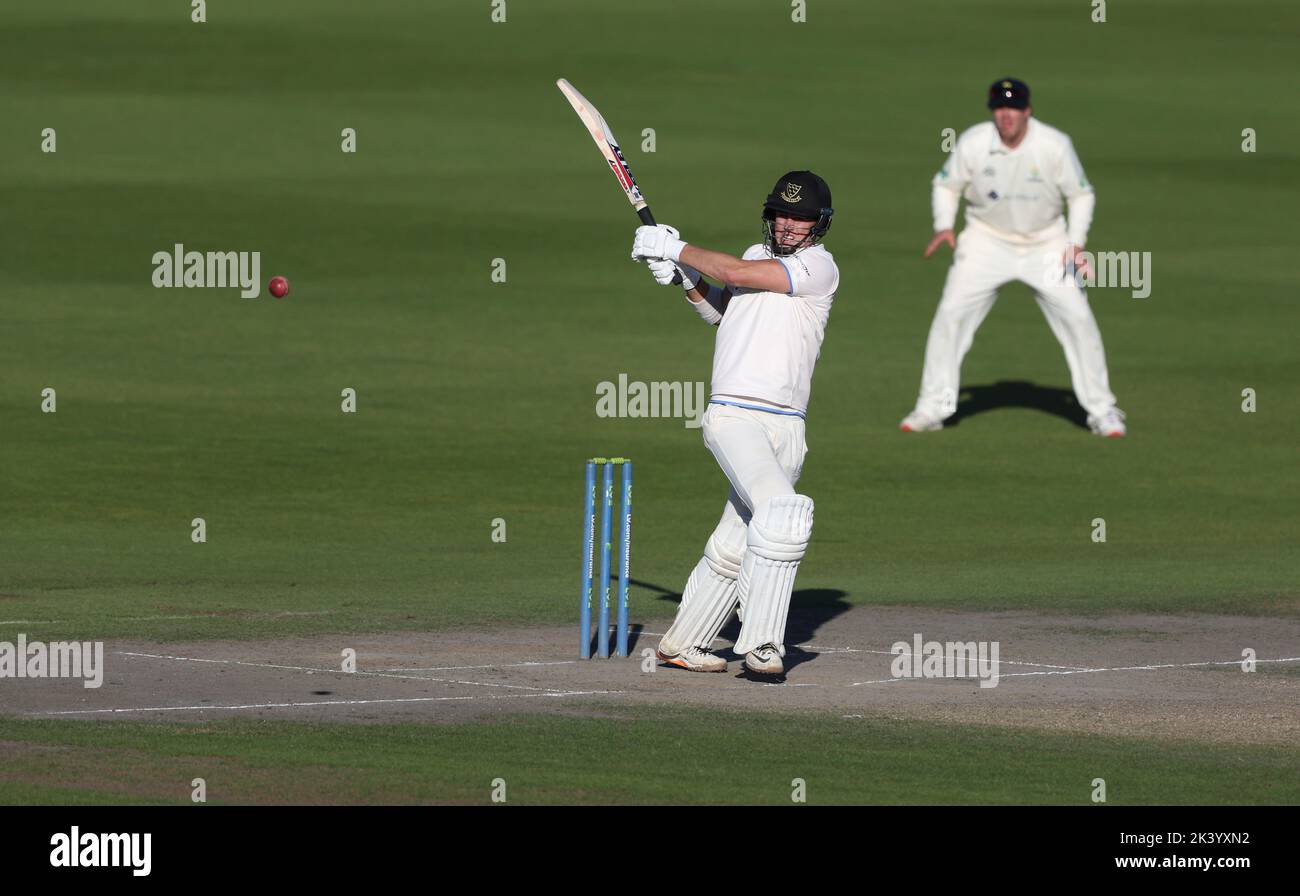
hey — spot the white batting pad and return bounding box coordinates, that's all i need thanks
[733,495,814,656]
[659,517,746,655]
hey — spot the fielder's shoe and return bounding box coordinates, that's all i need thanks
[1087,408,1127,438]
[743,643,784,676]
[899,410,944,433]
[657,645,727,673]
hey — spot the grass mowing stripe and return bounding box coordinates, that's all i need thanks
[1,708,1296,805]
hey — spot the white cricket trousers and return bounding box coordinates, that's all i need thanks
[657,403,809,658]
[914,223,1118,420]
[703,403,806,528]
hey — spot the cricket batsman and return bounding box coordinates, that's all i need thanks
[630,171,838,678]
[899,78,1127,437]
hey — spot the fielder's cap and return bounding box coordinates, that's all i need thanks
[763,170,833,220]
[987,77,1030,109]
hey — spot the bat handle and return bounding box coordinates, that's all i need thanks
[636,206,683,285]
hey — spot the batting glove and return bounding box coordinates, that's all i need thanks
[631,224,686,263]
[646,258,700,289]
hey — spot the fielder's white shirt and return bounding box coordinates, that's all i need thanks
[709,243,839,417]
[933,118,1095,245]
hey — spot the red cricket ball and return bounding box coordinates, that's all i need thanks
[268,276,290,298]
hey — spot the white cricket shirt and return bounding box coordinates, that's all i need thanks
[710,243,839,417]
[933,118,1094,245]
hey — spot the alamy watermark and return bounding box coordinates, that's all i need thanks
[50,827,150,876]
[1044,249,1152,299]
[596,373,706,429]
[152,243,261,298]
[0,634,104,688]
[891,633,1000,688]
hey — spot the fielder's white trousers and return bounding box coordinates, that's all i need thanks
[914,223,1118,420]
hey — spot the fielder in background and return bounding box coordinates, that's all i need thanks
[900,77,1127,437]
[631,171,838,679]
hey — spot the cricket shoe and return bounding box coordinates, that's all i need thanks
[1087,408,1127,438]
[657,645,727,673]
[899,410,944,433]
[743,643,784,677]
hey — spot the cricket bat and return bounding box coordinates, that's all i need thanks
[556,77,682,283]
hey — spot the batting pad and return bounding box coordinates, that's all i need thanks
[660,517,746,655]
[734,495,814,656]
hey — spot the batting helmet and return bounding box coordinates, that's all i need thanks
[761,170,833,256]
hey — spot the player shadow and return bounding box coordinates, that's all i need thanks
[946,380,1088,430]
[638,578,851,671]
[720,592,851,672]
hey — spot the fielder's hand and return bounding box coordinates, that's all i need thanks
[646,258,699,289]
[632,224,687,263]
[1063,244,1091,282]
[924,229,956,258]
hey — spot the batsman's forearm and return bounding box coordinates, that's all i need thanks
[685,281,729,326]
[679,245,744,286]
[674,261,710,303]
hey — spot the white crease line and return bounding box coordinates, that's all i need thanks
[849,656,1300,687]
[991,656,1300,680]
[118,652,568,694]
[0,620,62,626]
[674,632,1094,673]
[801,645,1090,671]
[698,638,1093,672]
[658,631,1091,672]
[28,690,625,716]
[999,660,1093,671]
[371,661,577,672]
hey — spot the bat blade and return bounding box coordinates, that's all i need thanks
[557,78,676,281]
[556,78,648,215]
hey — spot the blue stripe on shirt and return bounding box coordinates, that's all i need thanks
[776,258,795,295]
[709,399,806,419]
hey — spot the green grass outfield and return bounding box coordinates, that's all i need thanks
[1,0,1296,642]
[0,1,1297,803]
[2,709,1297,805]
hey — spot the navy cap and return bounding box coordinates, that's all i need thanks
[987,78,1030,109]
